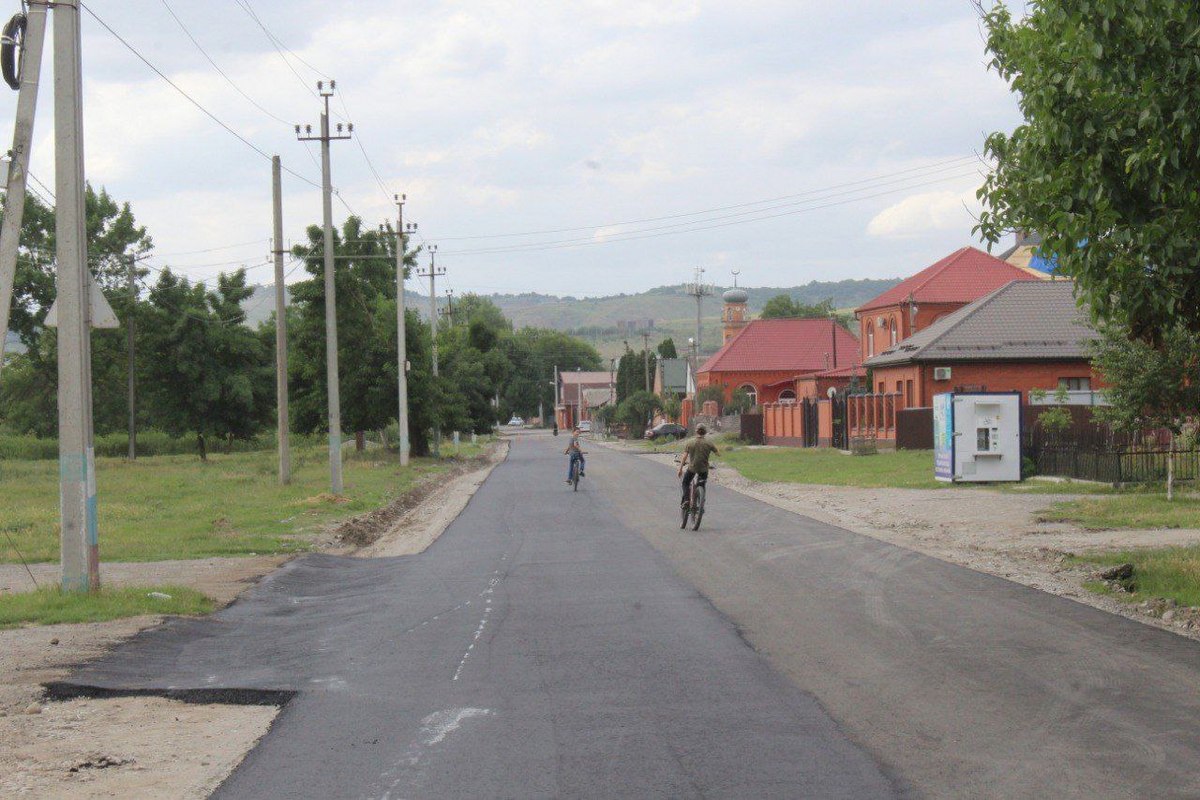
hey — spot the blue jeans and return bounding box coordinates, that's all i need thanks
[568,451,585,480]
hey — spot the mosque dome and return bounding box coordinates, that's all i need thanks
[723,287,748,304]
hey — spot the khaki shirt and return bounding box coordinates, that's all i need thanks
[684,438,718,473]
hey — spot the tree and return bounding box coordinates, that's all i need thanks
[694,385,724,413]
[617,390,661,433]
[1090,322,1200,499]
[140,269,269,458]
[727,387,754,414]
[657,337,678,359]
[660,393,682,422]
[760,294,836,320]
[975,1,1200,346]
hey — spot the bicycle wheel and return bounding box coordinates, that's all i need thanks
[680,501,689,528]
[572,468,579,491]
[691,485,705,530]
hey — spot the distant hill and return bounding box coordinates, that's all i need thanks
[240,277,900,359]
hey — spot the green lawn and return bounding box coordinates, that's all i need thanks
[0,441,489,563]
[1040,494,1200,530]
[719,447,948,489]
[0,585,213,629]
[1070,546,1200,608]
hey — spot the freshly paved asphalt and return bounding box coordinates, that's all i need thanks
[57,433,901,799]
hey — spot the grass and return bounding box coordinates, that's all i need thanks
[0,440,491,564]
[1039,493,1200,530]
[719,447,949,490]
[0,585,214,629]
[1070,546,1200,608]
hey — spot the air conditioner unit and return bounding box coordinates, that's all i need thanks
[933,367,952,381]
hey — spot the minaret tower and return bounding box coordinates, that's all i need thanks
[722,270,749,344]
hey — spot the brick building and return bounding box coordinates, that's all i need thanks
[696,317,861,406]
[864,280,1102,407]
[556,370,613,429]
[855,246,1044,362]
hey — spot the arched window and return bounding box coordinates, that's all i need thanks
[778,389,797,404]
[738,383,758,407]
[867,328,875,357]
[889,318,897,346]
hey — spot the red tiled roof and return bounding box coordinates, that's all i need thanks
[856,246,1042,314]
[698,319,861,374]
[559,371,613,406]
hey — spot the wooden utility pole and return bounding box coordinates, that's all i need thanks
[271,155,291,483]
[126,255,136,460]
[296,81,352,493]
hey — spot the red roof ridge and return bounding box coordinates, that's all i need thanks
[905,246,971,299]
[855,246,1035,314]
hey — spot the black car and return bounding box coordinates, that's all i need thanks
[645,422,687,441]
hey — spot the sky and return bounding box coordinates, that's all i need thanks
[0,0,1024,298]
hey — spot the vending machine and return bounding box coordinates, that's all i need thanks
[933,391,1022,482]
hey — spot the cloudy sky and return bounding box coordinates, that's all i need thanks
[1,0,1023,297]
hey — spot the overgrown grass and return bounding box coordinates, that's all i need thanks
[0,430,325,460]
[0,585,214,628]
[719,447,948,489]
[1039,494,1200,530]
[1070,546,1200,607]
[0,440,491,563]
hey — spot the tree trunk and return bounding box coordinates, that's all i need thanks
[355,430,365,452]
[197,432,207,461]
[225,432,233,454]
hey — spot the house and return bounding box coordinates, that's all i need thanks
[654,358,694,398]
[855,246,1045,364]
[863,280,1103,408]
[556,370,614,428]
[696,317,861,406]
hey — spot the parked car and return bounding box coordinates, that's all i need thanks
[645,422,687,441]
[506,416,524,426]
[577,420,592,433]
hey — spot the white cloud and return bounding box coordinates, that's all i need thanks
[866,186,984,239]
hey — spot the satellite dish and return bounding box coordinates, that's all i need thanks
[826,386,837,399]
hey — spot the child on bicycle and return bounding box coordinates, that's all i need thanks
[565,426,585,483]
[677,425,717,524]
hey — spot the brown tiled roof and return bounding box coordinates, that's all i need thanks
[856,246,1043,314]
[864,280,1096,366]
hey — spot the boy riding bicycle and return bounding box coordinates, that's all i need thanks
[677,425,718,527]
[565,426,585,483]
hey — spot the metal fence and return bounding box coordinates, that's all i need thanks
[1025,426,1199,484]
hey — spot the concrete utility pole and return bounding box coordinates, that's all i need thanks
[393,194,415,466]
[271,155,290,484]
[296,81,352,494]
[642,331,651,393]
[416,244,444,455]
[686,267,712,374]
[0,1,49,371]
[54,0,98,591]
[126,255,136,460]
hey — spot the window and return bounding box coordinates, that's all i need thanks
[878,381,885,393]
[867,328,875,357]
[889,319,897,346]
[738,384,758,407]
[905,379,914,406]
[895,381,902,395]
[1059,377,1090,391]
[778,389,797,404]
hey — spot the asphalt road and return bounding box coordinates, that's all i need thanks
[57,433,901,799]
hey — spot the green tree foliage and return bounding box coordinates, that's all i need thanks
[617,390,661,431]
[660,393,682,422]
[616,346,656,403]
[976,1,1200,345]
[1090,322,1200,498]
[694,385,724,413]
[759,294,835,320]
[727,387,755,414]
[656,337,678,359]
[140,269,270,458]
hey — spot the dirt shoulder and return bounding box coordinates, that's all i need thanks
[0,441,508,799]
[600,439,1200,641]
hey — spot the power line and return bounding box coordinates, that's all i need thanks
[80,2,322,190]
[158,0,292,126]
[438,167,984,256]
[435,155,981,242]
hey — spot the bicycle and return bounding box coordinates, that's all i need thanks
[568,451,588,491]
[676,460,712,530]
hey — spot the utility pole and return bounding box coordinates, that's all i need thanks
[416,244,444,455]
[296,81,352,494]
[642,330,651,393]
[271,155,290,484]
[126,255,136,460]
[54,0,98,591]
[686,267,712,375]
[393,194,415,466]
[0,0,49,371]
[553,364,559,429]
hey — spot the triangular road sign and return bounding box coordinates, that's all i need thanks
[44,272,120,329]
